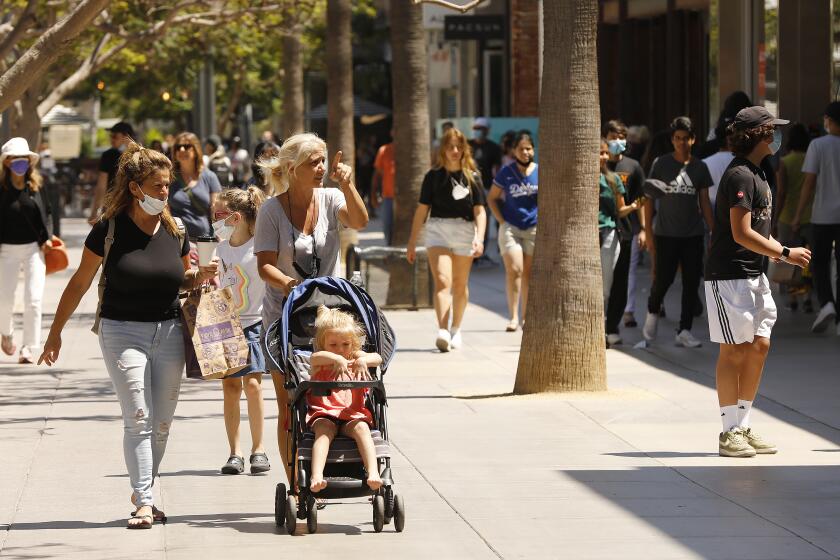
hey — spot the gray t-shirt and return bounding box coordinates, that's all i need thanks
[649,155,712,237]
[168,169,221,239]
[254,188,346,328]
[802,134,840,224]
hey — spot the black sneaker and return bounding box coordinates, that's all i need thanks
[249,453,271,474]
[221,455,244,475]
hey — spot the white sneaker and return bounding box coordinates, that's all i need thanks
[435,329,451,352]
[606,333,622,346]
[675,329,702,348]
[642,312,658,342]
[449,329,462,349]
[812,302,836,333]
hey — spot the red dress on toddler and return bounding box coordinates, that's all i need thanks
[306,365,373,427]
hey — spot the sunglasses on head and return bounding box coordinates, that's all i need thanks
[175,144,194,151]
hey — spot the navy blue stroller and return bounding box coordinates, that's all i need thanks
[265,277,402,534]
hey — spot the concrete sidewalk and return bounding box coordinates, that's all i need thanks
[1,218,839,559]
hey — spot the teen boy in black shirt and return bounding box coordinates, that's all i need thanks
[705,107,810,458]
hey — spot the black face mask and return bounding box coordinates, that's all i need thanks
[515,156,533,167]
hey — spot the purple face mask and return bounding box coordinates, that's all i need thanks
[9,158,30,176]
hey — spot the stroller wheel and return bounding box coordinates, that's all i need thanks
[372,495,385,533]
[306,496,318,534]
[384,487,395,524]
[285,496,297,535]
[274,483,287,527]
[393,494,406,533]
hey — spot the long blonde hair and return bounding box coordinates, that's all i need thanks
[101,142,180,236]
[256,132,326,195]
[1,158,43,193]
[314,305,365,353]
[435,127,480,188]
[218,186,266,235]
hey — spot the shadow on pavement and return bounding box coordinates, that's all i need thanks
[561,465,840,558]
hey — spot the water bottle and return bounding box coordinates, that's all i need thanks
[350,270,365,289]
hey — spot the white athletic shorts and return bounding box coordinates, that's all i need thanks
[424,217,476,257]
[704,274,777,345]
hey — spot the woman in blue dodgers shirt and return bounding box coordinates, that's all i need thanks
[487,131,538,332]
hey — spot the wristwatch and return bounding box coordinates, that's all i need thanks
[781,246,790,259]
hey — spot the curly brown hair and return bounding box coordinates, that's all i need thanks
[727,123,774,158]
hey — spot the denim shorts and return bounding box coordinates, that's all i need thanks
[230,322,266,377]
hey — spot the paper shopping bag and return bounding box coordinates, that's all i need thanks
[180,286,249,380]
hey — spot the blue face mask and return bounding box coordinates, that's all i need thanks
[607,139,627,156]
[768,129,782,155]
[9,159,30,176]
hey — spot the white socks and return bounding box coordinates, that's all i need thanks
[737,399,753,428]
[721,400,754,432]
[720,405,739,432]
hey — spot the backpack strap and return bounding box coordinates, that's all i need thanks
[91,218,116,335]
[173,217,186,241]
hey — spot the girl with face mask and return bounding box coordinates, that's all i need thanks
[0,138,53,364]
[211,187,272,475]
[39,143,219,529]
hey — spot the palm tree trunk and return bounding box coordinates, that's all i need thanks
[282,32,305,138]
[389,0,430,247]
[326,0,357,263]
[513,0,606,393]
[326,0,354,167]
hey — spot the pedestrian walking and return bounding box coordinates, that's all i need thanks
[204,134,233,188]
[38,143,219,527]
[88,121,134,225]
[213,187,271,475]
[372,134,396,245]
[702,120,736,210]
[407,127,487,352]
[253,132,369,483]
[705,106,810,457]
[247,140,280,196]
[599,139,639,318]
[602,120,647,343]
[793,101,840,334]
[487,131,538,332]
[469,117,502,265]
[697,90,752,159]
[642,117,714,348]
[775,123,813,312]
[169,132,222,265]
[0,138,53,364]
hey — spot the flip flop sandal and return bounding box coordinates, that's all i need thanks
[130,506,167,523]
[505,321,519,332]
[221,455,245,474]
[249,453,271,474]
[127,514,153,529]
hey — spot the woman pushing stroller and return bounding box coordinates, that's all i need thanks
[308,305,383,493]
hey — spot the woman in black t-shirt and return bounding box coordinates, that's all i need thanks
[407,127,487,352]
[39,143,218,529]
[0,137,53,364]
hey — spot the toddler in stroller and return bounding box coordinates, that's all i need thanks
[308,305,382,492]
[267,277,403,534]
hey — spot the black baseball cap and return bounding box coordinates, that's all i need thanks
[824,102,840,123]
[109,121,135,138]
[732,106,789,130]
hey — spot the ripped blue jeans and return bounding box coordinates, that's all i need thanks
[98,318,185,507]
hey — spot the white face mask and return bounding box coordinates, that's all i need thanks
[137,191,166,216]
[212,217,235,241]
